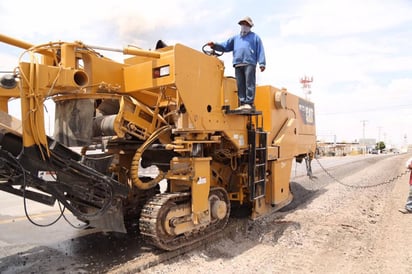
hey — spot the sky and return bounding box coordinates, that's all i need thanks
[1,0,412,147]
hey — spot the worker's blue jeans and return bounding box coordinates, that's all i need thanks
[235,65,256,106]
[406,185,412,211]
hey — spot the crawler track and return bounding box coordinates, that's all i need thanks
[109,216,246,273]
[139,187,230,250]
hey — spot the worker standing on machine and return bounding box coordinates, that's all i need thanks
[207,16,266,111]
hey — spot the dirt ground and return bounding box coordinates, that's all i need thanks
[142,153,412,274]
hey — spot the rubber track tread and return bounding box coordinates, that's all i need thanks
[139,188,230,251]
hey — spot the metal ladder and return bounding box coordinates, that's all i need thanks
[223,106,267,200]
[247,116,267,201]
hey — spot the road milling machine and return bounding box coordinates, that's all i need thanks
[0,34,316,250]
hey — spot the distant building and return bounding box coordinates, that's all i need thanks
[316,139,376,157]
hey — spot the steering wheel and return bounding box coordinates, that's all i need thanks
[202,43,224,57]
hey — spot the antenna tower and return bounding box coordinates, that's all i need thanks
[300,75,313,100]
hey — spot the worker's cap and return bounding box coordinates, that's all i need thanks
[238,16,254,27]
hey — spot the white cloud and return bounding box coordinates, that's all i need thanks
[280,0,412,37]
[258,0,412,146]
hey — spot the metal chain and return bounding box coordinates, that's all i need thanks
[314,157,410,189]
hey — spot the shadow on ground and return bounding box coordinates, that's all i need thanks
[0,229,153,273]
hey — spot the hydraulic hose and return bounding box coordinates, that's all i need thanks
[130,125,172,190]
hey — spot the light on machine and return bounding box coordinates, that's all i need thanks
[153,65,170,78]
[0,74,17,89]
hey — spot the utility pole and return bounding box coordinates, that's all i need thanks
[360,120,368,154]
[404,134,408,152]
[360,120,368,144]
[377,126,382,142]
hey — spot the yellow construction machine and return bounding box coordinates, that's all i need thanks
[0,34,316,250]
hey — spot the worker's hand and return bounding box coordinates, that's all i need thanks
[260,66,265,72]
[207,41,214,47]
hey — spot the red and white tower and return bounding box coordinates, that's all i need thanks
[300,75,313,100]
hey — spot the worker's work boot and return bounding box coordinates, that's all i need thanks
[235,104,252,111]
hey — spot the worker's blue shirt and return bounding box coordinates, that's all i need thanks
[213,32,266,68]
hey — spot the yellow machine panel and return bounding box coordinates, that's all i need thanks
[0,34,316,251]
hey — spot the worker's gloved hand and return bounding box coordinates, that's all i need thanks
[260,66,265,72]
[207,41,215,48]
